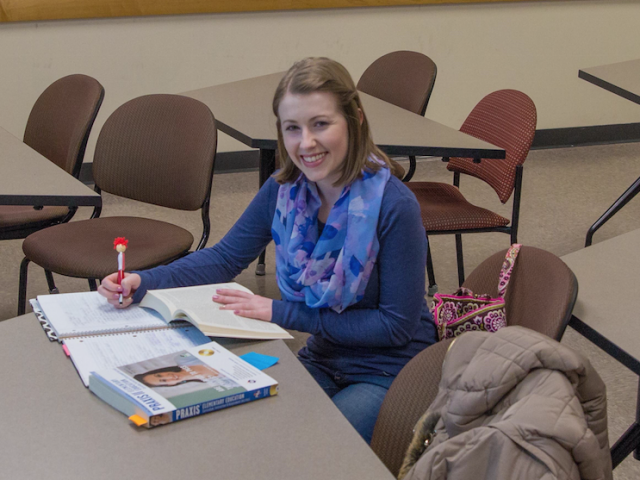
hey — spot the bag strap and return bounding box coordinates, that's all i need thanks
[497,244,522,297]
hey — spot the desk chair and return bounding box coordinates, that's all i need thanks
[408,90,536,293]
[18,94,217,315]
[0,74,104,240]
[370,246,577,476]
[357,51,437,182]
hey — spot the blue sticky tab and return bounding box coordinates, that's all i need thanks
[240,352,279,370]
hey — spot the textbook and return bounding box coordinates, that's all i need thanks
[139,283,292,340]
[89,341,279,427]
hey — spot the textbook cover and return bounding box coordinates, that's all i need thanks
[89,341,278,427]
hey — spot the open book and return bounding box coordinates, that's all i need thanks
[139,283,292,340]
[90,341,278,428]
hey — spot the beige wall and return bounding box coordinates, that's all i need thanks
[1,0,639,156]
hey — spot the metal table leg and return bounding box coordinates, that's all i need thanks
[611,382,640,468]
[570,316,640,468]
[585,176,640,247]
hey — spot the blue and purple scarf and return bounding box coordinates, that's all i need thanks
[271,162,390,313]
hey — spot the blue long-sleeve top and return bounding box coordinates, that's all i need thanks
[133,175,437,377]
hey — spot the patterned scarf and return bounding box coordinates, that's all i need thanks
[271,162,390,313]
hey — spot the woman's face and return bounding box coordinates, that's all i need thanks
[278,91,349,193]
[143,370,184,387]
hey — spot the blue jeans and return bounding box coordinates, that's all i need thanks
[300,357,393,444]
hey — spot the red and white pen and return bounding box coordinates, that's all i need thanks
[113,237,128,305]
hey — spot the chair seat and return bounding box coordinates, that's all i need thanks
[0,205,69,228]
[408,182,510,231]
[22,216,194,279]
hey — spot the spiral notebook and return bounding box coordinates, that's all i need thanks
[32,292,212,386]
[33,291,172,340]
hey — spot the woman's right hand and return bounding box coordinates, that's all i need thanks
[98,272,142,308]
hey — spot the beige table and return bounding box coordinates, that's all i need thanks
[562,228,640,468]
[579,59,640,246]
[0,314,395,480]
[0,127,101,207]
[184,72,505,186]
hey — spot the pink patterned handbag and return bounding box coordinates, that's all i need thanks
[431,244,521,340]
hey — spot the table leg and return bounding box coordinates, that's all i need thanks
[570,316,640,468]
[585,176,640,247]
[611,382,640,468]
[256,148,276,276]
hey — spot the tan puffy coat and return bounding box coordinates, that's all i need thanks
[400,327,612,480]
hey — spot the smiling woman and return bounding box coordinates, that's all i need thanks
[97,56,440,445]
[0,0,543,22]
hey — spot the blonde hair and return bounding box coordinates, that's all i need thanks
[272,57,402,185]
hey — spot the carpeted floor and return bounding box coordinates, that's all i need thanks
[2,142,639,478]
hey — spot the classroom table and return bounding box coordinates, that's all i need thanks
[579,59,640,247]
[0,126,101,207]
[183,72,505,186]
[182,72,505,273]
[0,314,395,480]
[562,228,640,468]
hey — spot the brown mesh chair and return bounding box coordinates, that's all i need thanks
[18,94,217,315]
[0,74,104,240]
[370,246,577,476]
[357,51,437,182]
[408,90,536,293]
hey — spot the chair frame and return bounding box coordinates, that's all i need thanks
[425,163,524,292]
[17,94,216,315]
[401,79,436,182]
[0,76,104,241]
[18,180,214,315]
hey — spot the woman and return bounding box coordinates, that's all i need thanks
[98,57,438,443]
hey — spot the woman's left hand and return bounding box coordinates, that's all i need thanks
[213,289,273,322]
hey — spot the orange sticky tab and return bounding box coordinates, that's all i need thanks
[128,415,147,427]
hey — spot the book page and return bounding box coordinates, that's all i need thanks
[64,327,210,387]
[149,283,288,335]
[37,292,167,338]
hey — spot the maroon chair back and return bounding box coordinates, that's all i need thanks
[447,90,536,203]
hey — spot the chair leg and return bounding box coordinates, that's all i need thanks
[402,156,417,182]
[455,234,465,287]
[45,270,59,294]
[256,250,266,276]
[426,239,438,296]
[88,279,98,291]
[18,257,30,316]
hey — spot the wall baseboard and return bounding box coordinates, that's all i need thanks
[78,122,640,184]
[532,122,640,150]
[79,150,261,184]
